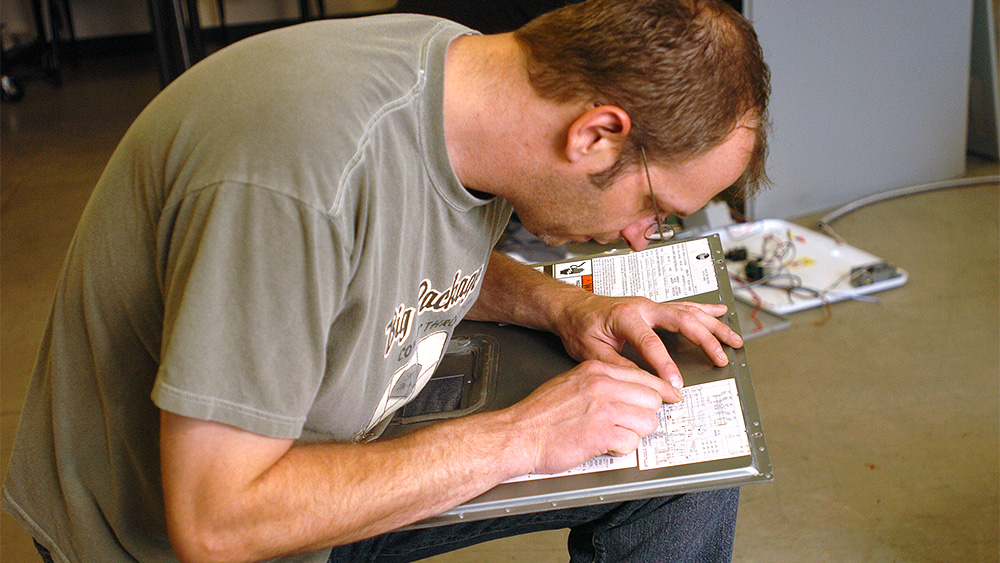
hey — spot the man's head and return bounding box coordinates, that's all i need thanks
[514,0,770,198]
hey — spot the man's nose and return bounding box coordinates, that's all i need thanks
[620,220,653,252]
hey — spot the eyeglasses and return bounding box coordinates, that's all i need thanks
[640,146,675,242]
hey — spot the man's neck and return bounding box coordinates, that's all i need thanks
[442,33,585,201]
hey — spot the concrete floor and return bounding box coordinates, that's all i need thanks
[2,53,998,563]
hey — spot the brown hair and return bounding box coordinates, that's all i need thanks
[514,0,770,197]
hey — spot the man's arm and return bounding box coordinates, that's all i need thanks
[160,408,522,563]
[161,358,673,563]
[466,251,744,389]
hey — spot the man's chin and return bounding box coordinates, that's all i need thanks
[535,234,571,247]
[592,236,619,245]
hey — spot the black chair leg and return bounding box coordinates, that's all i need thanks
[184,0,206,61]
[57,0,77,66]
[216,0,229,44]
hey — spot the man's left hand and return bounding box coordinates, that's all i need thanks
[552,293,743,393]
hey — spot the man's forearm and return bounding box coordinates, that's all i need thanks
[465,250,585,332]
[161,408,531,563]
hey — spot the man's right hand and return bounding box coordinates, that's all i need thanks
[503,360,673,476]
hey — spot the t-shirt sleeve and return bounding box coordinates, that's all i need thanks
[151,182,345,439]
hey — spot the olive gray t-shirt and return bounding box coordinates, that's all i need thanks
[2,15,511,562]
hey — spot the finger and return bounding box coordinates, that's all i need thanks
[608,310,685,390]
[674,303,744,349]
[646,303,743,367]
[608,403,661,438]
[590,361,681,404]
[604,427,641,458]
[686,302,729,317]
[672,309,742,367]
[586,345,641,371]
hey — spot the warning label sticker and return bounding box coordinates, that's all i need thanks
[551,239,718,302]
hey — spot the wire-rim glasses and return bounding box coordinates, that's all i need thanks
[640,146,675,242]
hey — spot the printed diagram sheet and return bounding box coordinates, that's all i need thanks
[505,451,639,483]
[550,239,719,302]
[638,379,751,470]
[505,380,751,482]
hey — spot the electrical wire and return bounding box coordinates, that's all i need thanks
[727,229,843,327]
[817,175,1000,243]
[728,274,765,332]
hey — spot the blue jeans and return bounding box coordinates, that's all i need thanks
[33,540,55,563]
[328,488,739,563]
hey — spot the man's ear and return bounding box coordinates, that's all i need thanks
[565,105,632,170]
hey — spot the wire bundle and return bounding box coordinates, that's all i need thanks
[727,230,834,330]
[728,174,999,331]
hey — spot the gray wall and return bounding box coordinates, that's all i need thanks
[746,0,979,219]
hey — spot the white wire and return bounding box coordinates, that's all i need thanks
[817,175,1000,232]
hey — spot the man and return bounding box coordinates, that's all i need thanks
[3,0,769,561]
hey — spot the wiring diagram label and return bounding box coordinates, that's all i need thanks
[552,239,719,301]
[638,379,751,470]
[504,380,751,482]
[504,451,639,483]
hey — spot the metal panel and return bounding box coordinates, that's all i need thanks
[383,236,773,528]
